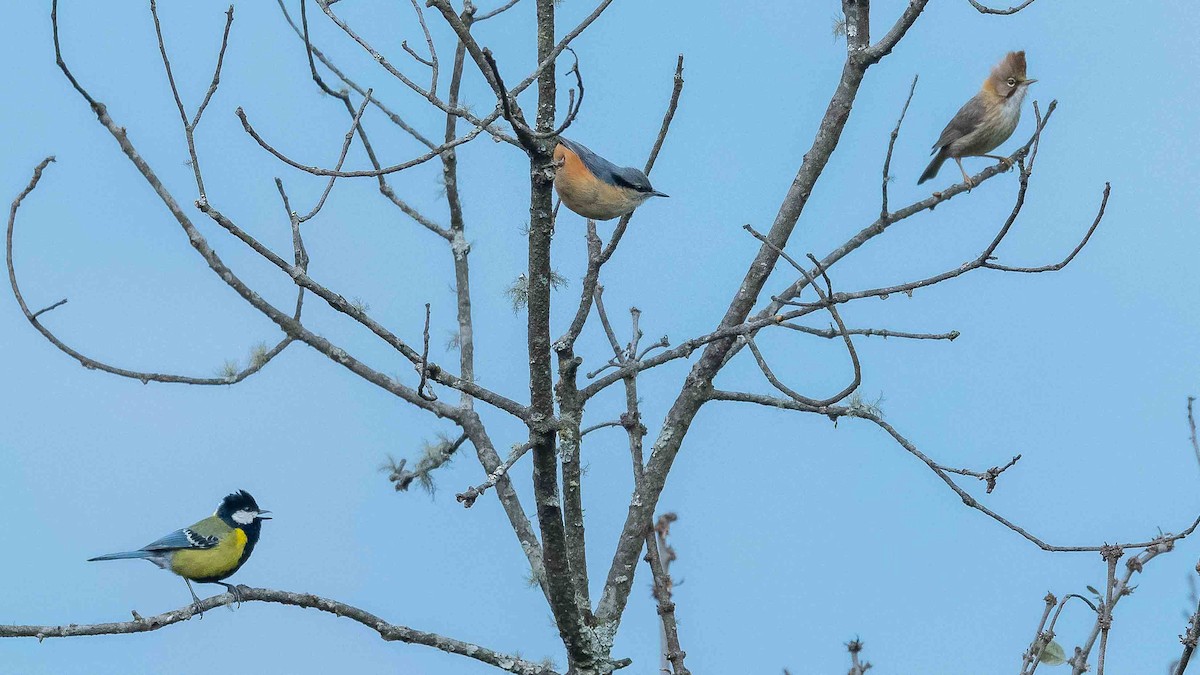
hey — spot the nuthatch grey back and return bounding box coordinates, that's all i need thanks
[554,137,668,221]
[919,51,1036,188]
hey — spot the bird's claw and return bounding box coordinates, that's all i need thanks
[218,582,245,609]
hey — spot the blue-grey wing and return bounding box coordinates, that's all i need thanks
[141,528,218,552]
[558,137,624,184]
[932,94,987,151]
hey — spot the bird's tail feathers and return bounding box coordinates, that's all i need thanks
[88,550,155,562]
[918,148,948,185]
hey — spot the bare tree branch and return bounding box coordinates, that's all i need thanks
[236,104,503,178]
[316,0,479,118]
[297,88,372,223]
[779,322,959,341]
[7,158,296,387]
[1024,593,1097,675]
[846,638,872,674]
[708,389,1200,554]
[289,0,450,238]
[937,454,1022,494]
[646,513,688,675]
[279,0,439,149]
[405,0,439,96]
[1191,396,1200,473]
[600,54,684,265]
[49,0,462,422]
[741,226,861,407]
[881,74,917,219]
[0,586,559,675]
[282,1,550,596]
[1066,542,1179,674]
[477,0,524,22]
[967,0,1041,15]
[596,1,930,625]
[13,2,1170,673]
[149,0,234,200]
[508,0,615,99]
[1019,593,1058,674]
[456,441,533,507]
[1175,569,1200,675]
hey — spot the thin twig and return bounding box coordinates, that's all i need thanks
[600,54,684,265]
[936,454,1022,493]
[417,303,437,401]
[282,0,442,148]
[456,441,534,507]
[48,0,458,420]
[31,298,67,319]
[984,184,1110,273]
[1175,574,1200,675]
[646,513,688,675]
[237,104,502,178]
[708,389,1200,554]
[881,74,917,219]
[7,158,294,386]
[298,89,372,223]
[150,1,235,200]
[406,0,439,96]
[292,0,448,237]
[1190,397,1199,470]
[967,0,1040,15]
[779,322,958,341]
[1019,593,1058,674]
[581,420,622,437]
[741,225,861,408]
[479,47,535,148]
[477,0,522,21]
[1095,545,1120,675]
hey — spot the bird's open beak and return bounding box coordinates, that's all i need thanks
[257,510,272,520]
[651,190,670,198]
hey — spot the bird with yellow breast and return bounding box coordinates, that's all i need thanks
[88,490,271,615]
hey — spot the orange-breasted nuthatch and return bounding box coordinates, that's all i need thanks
[553,137,668,221]
[919,51,1036,188]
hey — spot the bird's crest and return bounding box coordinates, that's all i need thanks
[984,51,1030,98]
[990,51,1027,81]
[216,490,259,518]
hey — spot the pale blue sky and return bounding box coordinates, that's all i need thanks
[3,1,1199,673]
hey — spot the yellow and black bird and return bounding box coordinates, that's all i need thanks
[88,490,270,613]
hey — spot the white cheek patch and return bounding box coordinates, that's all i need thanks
[232,509,256,525]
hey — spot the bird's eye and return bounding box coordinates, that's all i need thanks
[1006,77,1017,87]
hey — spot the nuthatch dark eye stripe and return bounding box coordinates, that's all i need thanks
[554,137,668,221]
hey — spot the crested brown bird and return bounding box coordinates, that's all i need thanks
[919,51,1036,188]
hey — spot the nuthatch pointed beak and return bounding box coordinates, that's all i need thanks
[650,190,670,198]
[1024,78,1037,85]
